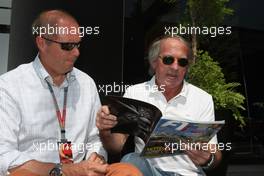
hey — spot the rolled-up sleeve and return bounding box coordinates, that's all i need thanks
[0,84,32,174]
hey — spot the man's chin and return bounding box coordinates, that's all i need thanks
[65,67,74,74]
[164,79,182,88]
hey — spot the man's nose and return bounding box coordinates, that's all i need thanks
[169,59,180,70]
[71,47,80,57]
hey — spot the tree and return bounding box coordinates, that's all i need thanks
[187,51,245,126]
[165,0,233,61]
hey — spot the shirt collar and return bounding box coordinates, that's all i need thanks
[148,76,159,94]
[148,76,188,98]
[179,80,188,98]
[33,54,76,88]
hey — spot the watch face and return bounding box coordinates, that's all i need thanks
[49,167,61,176]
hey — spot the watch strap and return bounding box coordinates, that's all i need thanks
[201,153,215,170]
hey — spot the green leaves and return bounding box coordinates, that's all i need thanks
[186,0,233,26]
[188,50,246,126]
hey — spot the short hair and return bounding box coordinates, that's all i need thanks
[148,35,193,63]
[147,35,193,75]
[32,9,78,39]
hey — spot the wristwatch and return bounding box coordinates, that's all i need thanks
[201,153,215,170]
[49,163,63,176]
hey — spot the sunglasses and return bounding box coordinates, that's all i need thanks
[42,36,81,51]
[159,55,189,67]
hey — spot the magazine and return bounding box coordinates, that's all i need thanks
[102,95,225,157]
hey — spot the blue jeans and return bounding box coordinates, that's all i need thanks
[121,153,179,176]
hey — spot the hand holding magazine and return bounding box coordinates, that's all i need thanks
[102,95,225,157]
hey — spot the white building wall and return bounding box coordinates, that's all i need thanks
[0,0,12,75]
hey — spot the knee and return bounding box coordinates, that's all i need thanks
[106,163,143,176]
[121,152,141,163]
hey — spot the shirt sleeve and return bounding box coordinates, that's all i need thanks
[85,82,107,160]
[123,86,134,99]
[0,83,32,174]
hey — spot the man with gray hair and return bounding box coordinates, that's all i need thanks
[96,35,222,175]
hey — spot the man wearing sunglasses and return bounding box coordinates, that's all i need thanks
[0,9,142,176]
[97,35,222,175]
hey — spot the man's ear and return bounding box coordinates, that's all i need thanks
[35,36,45,51]
[148,59,157,76]
[150,59,158,70]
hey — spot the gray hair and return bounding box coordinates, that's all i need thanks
[147,35,193,75]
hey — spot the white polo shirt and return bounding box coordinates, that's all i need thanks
[124,76,217,176]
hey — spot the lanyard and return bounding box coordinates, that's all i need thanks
[46,80,68,141]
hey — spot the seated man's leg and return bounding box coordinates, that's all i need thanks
[121,153,164,176]
[106,163,143,176]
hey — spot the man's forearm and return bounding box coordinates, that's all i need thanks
[8,159,108,176]
[9,160,55,176]
[211,149,222,169]
[99,130,127,154]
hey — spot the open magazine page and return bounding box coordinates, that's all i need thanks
[141,117,225,157]
[102,95,162,142]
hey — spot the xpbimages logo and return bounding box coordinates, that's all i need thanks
[164,141,232,154]
[164,24,232,37]
[33,140,99,153]
[97,82,166,95]
[32,24,100,37]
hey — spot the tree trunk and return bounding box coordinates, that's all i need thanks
[191,32,197,63]
[190,9,197,62]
